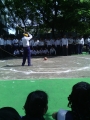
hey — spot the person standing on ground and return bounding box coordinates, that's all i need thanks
[62,35,68,56]
[22,33,32,66]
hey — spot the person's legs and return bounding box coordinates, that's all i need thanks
[22,47,27,66]
[27,47,31,66]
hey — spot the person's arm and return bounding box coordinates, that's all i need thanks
[25,33,32,40]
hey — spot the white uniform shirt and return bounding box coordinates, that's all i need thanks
[36,50,39,55]
[39,49,43,54]
[79,38,84,45]
[75,39,80,44]
[55,39,60,46]
[19,39,23,46]
[43,49,49,54]
[33,41,39,47]
[13,50,20,55]
[46,40,52,46]
[22,34,32,47]
[68,38,73,44]
[50,39,55,45]
[88,38,90,43]
[62,38,68,46]
[50,48,56,55]
[31,50,36,55]
[6,39,12,45]
[0,38,4,45]
[39,41,44,46]
[30,39,34,47]
[4,40,7,46]
[84,38,88,44]
[13,39,19,46]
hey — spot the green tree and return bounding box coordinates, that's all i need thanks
[3,0,90,36]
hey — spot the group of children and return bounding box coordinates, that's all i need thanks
[13,47,56,57]
[0,81,90,120]
[1,34,90,59]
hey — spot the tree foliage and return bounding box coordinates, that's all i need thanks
[1,0,90,36]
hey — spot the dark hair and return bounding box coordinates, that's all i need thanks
[24,90,48,117]
[68,81,90,120]
[0,107,21,120]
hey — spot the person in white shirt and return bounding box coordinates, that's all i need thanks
[33,39,39,50]
[79,35,84,54]
[13,49,20,56]
[46,38,52,51]
[43,48,49,55]
[62,35,68,56]
[75,36,80,54]
[4,37,7,57]
[50,38,55,47]
[30,39,34,49]
[73,37,77,54]
[20,48,24,56]
[6,37,12,56]
[39,48,44,56]
[55,38,61,56]
[22,33,32,66]
[50,47,56,56]
[68,36,74,55]
[0,35,5,58]
[87,36,90,54]
[36,49,40,56]
[38,38,45,50]
[12,37,19,51]
[84,37,88,53]
[19,38,23,50]
[76,35,84,54]
[31,48,36,56]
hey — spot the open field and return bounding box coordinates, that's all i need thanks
[0,54,90,80]
[0,54,90,118]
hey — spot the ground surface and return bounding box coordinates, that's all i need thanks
[0,54,90,80]
[0,54,90,118]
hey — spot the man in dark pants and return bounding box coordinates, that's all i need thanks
[22,33,32,66]
[62,35,68,56]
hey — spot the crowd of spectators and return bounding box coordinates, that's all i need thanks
[0,34,90,59]
[0,81,90,120]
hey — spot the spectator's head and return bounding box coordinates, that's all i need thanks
[0,107,21,120]
[68,81,90,120]
[24,90,48,117]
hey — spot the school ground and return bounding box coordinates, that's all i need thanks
[0,54,90,119]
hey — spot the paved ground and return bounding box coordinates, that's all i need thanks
[0,54,90,80]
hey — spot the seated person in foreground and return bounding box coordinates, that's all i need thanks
[52,81,90,120]
[0,107,21,120]
[22,90,48,120]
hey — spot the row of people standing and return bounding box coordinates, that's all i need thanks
[0,35,23,58]
[27,35,85,56]
[0,34,88,58]
[29,35,85,56]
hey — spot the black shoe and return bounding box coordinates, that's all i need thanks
[22,64,24,66]
[28,64,33,66]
